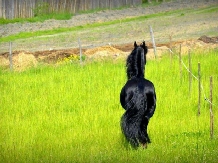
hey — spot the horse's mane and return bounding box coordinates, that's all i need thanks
[126,41,148,80]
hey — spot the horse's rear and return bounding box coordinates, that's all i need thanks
[120,77,156,148]
[120,41,156,149]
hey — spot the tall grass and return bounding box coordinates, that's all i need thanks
[0,50,218,162]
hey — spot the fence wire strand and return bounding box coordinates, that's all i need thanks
[168,48,217,108]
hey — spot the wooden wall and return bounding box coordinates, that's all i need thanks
[0,0,142,19]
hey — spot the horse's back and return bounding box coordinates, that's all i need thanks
[120,77,156,110]
[123,78,155,94]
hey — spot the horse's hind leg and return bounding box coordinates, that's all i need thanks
[138,117,150,148]
[146,133,151,143]
[138,131,148,148]
[129,137,139,149]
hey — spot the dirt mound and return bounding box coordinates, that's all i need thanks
[1,38,218,71]
[0,56,9,68]
[34,49,82,63]
[0,51,37,71]
[172,39,218,55]
[84,45,128,60]
[198,35,218,44]
[14,52,37,71]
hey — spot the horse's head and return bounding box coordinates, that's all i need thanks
[126,41,148,80]
[134,41,148,59]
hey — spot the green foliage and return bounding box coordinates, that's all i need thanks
[0,50,218,162]
[33,1,49,17]
[35,12,73,21]
[0,12,72,25]
[0,18,21,24]
[0,1,72,25]
[57,54,85,64]
[33,1,72,21]
[142,0,167,5]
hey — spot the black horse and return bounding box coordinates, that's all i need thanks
[120,41,156,149]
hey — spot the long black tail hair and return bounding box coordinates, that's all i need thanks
[120,88,150,148]
[126,41,148,80]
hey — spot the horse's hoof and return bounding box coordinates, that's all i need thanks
[142,143,147,149]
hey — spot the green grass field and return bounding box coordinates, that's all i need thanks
[0,49,218,163]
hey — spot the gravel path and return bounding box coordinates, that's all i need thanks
[0,0,217,37]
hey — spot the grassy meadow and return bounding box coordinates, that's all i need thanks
[0,49,218,163]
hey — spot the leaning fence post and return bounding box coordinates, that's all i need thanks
[78,38,82,64]
[149,25,157,59]
[188,49,192,96]
[198,62,201,116]
[169,34,173,66]
[9,42,13,71]
[210,76,214,139]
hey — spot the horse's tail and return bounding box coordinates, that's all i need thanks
[121,90,147,148]
[121,114,139,148]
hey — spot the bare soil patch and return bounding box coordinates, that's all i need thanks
[0,36,218,71]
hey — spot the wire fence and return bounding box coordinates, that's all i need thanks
[0,36,202,54]
[0,27,216,137]
[170,48,216,107]
[168,46,216,138]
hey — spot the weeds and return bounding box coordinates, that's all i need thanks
[0,50,217,162]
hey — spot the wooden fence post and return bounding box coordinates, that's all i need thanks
[179,44,182,81]
[198,62,201,116]
[169,34,172,66]
[188,49,192,96]
[78,38,82,64]
[9,42,13,71]
[210,76,214,139]
[149,25,157,59]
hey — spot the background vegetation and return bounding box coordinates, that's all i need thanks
[0,49,217,162]
[0,0,169,25]
[0,0,142,20]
